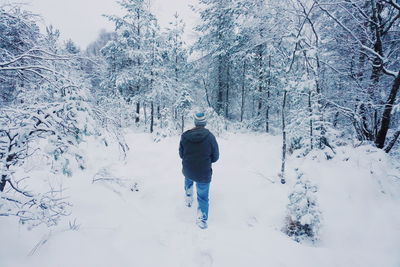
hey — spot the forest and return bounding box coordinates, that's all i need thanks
[1,0,400,266]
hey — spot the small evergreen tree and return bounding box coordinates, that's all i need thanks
[284,169,321,243]
[175,89,193,132]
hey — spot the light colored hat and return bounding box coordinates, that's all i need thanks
[194,112,207,127]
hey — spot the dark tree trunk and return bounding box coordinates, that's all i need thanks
[136,102,140,123]
[252,94,256,118]
[0,175,6,192]
[181,114,185,133]
[266,55,271,133]
[225,63,230,118]
[333,111,339,128]
[370,0,384,87]
[217,55,224,115]
[135,8,141,124]
[375,71,400,149]
[150,101,154,133]
[241,60,246,122]
[280,90,288,184]
[366,0,384,137]
[257,44,264,117]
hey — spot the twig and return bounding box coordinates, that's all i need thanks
[253,171,276,184]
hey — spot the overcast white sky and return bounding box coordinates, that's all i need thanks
[24,0,199,49]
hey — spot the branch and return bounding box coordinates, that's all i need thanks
[383,12,400,34]
[315,1,362,42]
[0,49,71,67]
[7,179,33,198]
[324,99,357,119]
[0,64,79,86]
[384,130,400,152]
[315,0,398,76]
[0,64,58,73]
[383,67,399,77]
[287,2,316,73]
[344,0,377,25]
[384,0,400,11]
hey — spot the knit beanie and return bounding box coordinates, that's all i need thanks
[194,112,207,127]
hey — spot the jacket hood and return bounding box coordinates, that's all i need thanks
[182,128,210,143]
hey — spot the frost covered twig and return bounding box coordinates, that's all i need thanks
[92,168,139,196]
[253,171,275,184]
[28,218,80,256]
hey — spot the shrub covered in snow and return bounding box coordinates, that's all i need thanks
[0,93,98,227]
[200,107,227,137]
[0,4,120,228]
[284,169,321,243]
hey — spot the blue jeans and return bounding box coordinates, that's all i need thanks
[184,177,210,221]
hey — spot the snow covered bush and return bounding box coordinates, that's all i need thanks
[91,96,130,158]
[200,107,227,137]
[0,3,115,229]
[284,169,321,243]
[0,104,76,228]
[0,89,117,229]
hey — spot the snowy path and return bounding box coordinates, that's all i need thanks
[2,132,400,267]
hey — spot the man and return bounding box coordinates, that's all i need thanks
[179,112,219,229]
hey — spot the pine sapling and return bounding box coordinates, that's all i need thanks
[284,169,321,243]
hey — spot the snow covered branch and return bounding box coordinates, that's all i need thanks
[384,0,400,11]
[315,0,398,77]
[0,48,71,67]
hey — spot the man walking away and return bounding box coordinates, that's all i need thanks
[179,112,219,229]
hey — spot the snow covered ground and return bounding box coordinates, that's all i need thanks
[1,132,400,267]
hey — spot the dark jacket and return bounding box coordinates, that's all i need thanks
[179,127,219,183]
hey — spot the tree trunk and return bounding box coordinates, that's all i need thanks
[365,0,384,139]
[309,91,314,150]
[0,175,6,192]
[136,102,140,123]
[375,71,400,148]
[135,8,141,124]
[150,101,154,133]
[203,77,211,108]
[225,63,230,118]
[370,0,384,87]
[280,90,288,184]
[143,103,147,125]
[217,55,224,115]
[252,94,256,118]
[181,114,185,133]
[160,106,163,129]
[266,55,271,133]
[333,111,339,128]
[241,60,246,122]
[257,30,265,118]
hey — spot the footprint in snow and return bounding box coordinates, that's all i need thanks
[246,216,258,227]
[196,251,214,267]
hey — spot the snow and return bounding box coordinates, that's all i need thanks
[1,132,400,267]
